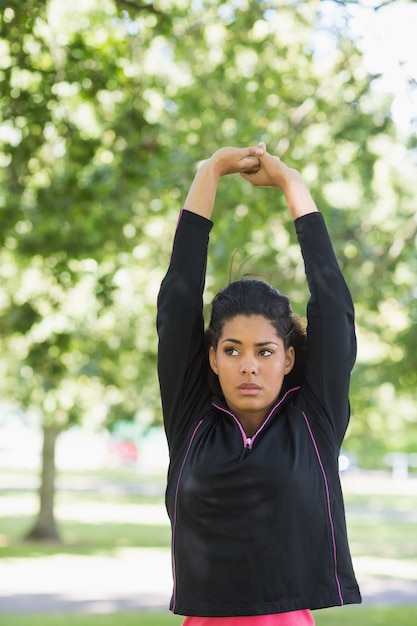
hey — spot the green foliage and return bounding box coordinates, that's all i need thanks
[0,0,416,469]
[0,0,163,431]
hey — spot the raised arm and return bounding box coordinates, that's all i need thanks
[158,145,264,447]
[243,144,355,444]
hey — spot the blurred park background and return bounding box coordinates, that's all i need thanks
[0,0,417,623]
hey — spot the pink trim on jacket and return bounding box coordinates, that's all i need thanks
[171,419,204,611]
[301,411,344,605]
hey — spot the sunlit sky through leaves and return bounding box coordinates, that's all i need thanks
[319,0,417,137]
[45,0,417,138]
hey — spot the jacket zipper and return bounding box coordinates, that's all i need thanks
[211,404,264,450]
[212,386,301,451]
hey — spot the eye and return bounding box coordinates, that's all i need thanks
[224,347,239,356]
[259,348,274,357]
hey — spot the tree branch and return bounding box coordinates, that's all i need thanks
[115,0,161,14]
[329,0,400,10]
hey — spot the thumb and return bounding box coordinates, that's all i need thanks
[258,141,267,152]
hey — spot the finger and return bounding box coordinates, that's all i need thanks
[241,155,260,166]
[241,166,260,175]
[244,145,264,157]
[258,141,266,152]
[240,169,259,178]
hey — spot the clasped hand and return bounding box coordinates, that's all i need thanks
[208,143,301,192]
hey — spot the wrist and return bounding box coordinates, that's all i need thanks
[284,177,318,219]
[204,153,226,179]
[282,171,306,196]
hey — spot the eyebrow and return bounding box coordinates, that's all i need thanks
[221,338,279,347]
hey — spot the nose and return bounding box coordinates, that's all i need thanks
[240,358,258,375]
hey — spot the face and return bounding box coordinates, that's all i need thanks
[209,315,295,434]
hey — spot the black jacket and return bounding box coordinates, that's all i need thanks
[157,209,361,617]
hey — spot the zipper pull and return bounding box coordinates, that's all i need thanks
[239,437,253,462]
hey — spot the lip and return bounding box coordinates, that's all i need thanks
[238,383,261,395]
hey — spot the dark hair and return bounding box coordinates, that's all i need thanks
[205,279,306,398]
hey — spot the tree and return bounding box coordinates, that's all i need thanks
[0,0,166,539]
[0,0,416,541]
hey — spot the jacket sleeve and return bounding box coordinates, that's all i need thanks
[157,209,213,449]
[295,212,356,447]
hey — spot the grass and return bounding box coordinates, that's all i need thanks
[0,522,171,557]
[0,500,171,557]
[1,468,170,556]
[314,606,416,625]
[348,517,417,560]
[0,607,416,626]
[343,488,417,561]
[0,614,181,626]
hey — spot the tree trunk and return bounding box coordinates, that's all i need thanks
[25,424,61,542]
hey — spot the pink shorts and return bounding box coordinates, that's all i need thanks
[182,610,315,625]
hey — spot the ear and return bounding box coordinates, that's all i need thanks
[284,346,295,375]
[209,346,219,375]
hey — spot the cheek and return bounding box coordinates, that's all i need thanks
[214,355,228,376]
[269,360,287,381]
[210,351,234,380]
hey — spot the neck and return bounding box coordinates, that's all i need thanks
[236,411,268,438]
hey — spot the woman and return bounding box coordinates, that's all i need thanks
[157,143,361,624]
